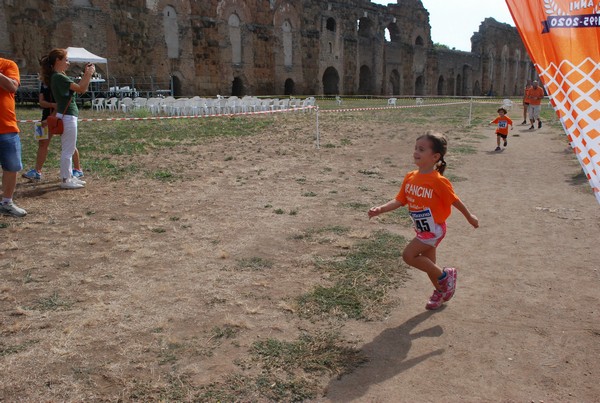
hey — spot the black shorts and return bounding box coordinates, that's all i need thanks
[496,133,507,139]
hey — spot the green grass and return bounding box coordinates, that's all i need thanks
[16,108,275,180]
[30,292,73,312]
[297,230,408,320]
[237,257,273,270]
[0,340,39,357]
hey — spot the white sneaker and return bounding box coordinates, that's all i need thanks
[0,202,27,217]
[71,176,86,185]
[61,178,85,189]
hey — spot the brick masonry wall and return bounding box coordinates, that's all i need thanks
[0,0,531,97]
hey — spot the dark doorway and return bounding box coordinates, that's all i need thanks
[322,67,339,95]
[231,77,244,96]
[284,78,295,95]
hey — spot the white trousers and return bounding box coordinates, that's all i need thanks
[57,114,78,180]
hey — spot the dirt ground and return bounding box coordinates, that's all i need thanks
[1,104,599,402]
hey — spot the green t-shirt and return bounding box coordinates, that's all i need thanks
[51,72,78,117]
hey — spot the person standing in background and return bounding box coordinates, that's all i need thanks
[22,77,84,181]
[40,48,94,189]
[0,57,27,217]
[526,80,545,130]
[521,79,532,125]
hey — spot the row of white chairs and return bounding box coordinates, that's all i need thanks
[91,96,317,116]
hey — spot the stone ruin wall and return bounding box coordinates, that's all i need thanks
[0,0,534,97]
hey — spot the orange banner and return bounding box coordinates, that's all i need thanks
[506,0,600,204]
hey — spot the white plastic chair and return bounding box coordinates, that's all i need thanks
[387,97,397,106]
[146,97,161,115]
[279,98,290,111]
[290,98,302,110]
[105,97,118,112]
[159,96,176,115]
[302,96,316,112]
[120,97,134,113]
[132,97,147,111]
[335,95,343,106]
[416,97,424,105]
[92,97,105,111]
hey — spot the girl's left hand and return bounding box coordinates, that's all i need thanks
[368,207,381,218]
[468,214,479,228]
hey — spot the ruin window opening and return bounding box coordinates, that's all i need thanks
[415,36,424,46]
[163,6,179,59]
[386,23,400,43]
[326,17,336,32]
[357,17,372,38]
[282,20,292,67]
[229,13,242,65]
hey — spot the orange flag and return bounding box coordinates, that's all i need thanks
[506,0,600,204]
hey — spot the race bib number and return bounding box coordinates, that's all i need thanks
[410,208,435,233]
[498,121,508,129]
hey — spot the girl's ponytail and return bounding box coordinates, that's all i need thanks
[418,130,448,175]
[437,156,447,175]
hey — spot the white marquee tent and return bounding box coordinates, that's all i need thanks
[66,47,109,88]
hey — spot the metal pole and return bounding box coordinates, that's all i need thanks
[469,97,473,125]
[316,106,320,149]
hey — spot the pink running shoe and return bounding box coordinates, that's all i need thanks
[425,289,444,310]
[439,267,457,302]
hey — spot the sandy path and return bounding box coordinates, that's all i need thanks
[323,124,600,402]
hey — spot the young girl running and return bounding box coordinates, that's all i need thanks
[368,131,479,310]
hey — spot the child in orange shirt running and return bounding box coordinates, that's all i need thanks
[490,107,513,151]
[368,131,479,310]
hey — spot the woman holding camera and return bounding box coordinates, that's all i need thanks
[40,48,94,189]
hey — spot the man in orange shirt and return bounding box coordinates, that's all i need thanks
[0,57,27,217]
[526,80,545,130]
[521,79,532,124]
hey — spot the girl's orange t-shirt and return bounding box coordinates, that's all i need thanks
[395,170,459,224]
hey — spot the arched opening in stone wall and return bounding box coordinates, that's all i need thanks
[231,77,244,96]
[386,23,400,43]
[163,5,179,59]
[357,17,372,38]
[322,67,339,95]
[486,50,495,95]
[415,36,424,46]
[229,13,242,65]
[456,74,463,96]
[415,75,425,96]
[462,64,471,96]
[282,20,292,67]
[284,78,295,95]
[172,75,182,97]
[473,80,481,96]
[513,49,521,95]
[447,76,455,96]
[358,65,373,95]
[326,17,336,32]
[389,69,400,95]
[437,75,445,95]
[501,45,509,96]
